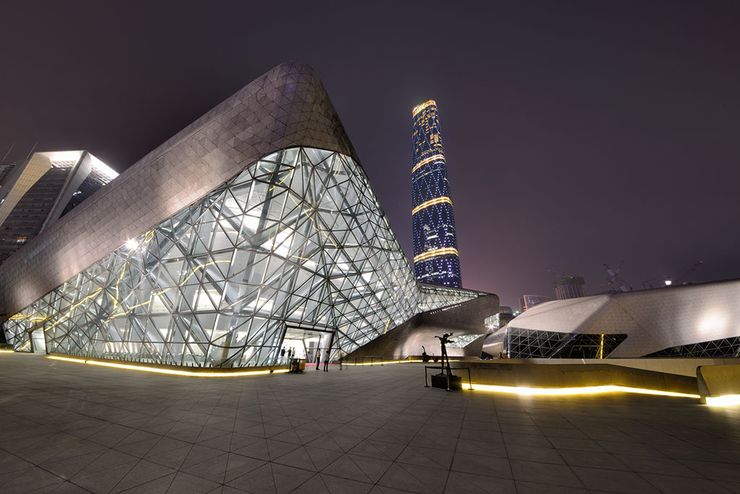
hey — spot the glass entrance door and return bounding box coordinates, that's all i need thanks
[30,329,46,354]
[280,326,334,365]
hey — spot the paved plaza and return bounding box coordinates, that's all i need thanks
[0,354,739,494]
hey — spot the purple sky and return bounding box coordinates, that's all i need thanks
[2,1,740,306]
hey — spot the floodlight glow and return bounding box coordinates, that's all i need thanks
[342,359,424,366]
[89,154,119,181]
[705,394,740,407]
[664,280,672,286]
[45,150,83,168]
[125,238,139,250]
[48,355,289,378]
[465,383,699,399]
[698,311,728,334]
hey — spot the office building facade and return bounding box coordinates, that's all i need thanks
[554,275,586,300]
[0,151,117,264]
[520,294,552,312]
[411,100,462,288]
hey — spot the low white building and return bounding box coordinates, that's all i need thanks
[483,279,740,358]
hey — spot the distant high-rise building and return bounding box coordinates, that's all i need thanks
[520,294,553,312]
[411,100,462,288]
[554,275,586,300]
[0,150,117,265]
[485,306,515,331]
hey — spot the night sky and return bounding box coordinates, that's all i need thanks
[2,1,740,307]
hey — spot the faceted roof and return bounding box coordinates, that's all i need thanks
[0,62,355,316]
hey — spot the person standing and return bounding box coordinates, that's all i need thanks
[323,349,330,372]
[315,349,321,370]
[280,348,286,364]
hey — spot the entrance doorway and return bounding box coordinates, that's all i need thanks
[30,329,46,354]
[280,326,334,365]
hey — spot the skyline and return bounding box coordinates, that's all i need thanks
[2,1,740,306]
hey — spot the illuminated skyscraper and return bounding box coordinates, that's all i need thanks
[411,100,462,288]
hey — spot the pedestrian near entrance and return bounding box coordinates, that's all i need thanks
[315,350,321,370]
[280,348,285,363]
[323,350,330,372]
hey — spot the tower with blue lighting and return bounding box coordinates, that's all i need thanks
[411,100,462,288]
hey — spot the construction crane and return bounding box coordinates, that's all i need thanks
[603,264,632,292]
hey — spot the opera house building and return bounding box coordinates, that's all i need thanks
[1,63,496,367]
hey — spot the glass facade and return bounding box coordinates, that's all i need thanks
[4,147,476,367]
[504,327,627,359]
[646,336,740,358]
[411,100,462,288]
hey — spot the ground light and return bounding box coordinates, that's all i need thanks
[705,394,740,407]
[342,359,424,366]
[39,355,740,407]
[464,383,699,399]
[47,355,289,378]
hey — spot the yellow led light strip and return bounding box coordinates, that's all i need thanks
[411,196,453,216]
[412,100,437,116]
[47,355,289,378]
[705,394,740,407]
[0,349,15,354]
[411,154,445,174]
[413,247,459,264]
[465,383,699,399]
[342,359,424,366]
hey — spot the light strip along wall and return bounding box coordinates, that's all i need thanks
[466,383,700,399]
[414,247,459,264]
[411,154,445,174]
[47,355,290,378]
[412,196,453,216]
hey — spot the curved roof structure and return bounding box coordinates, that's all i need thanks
[489,280,740,358]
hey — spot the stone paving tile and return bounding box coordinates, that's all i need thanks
[452,452,512,479]
[506,443,565,464]
[515,480,589,494]
[559,449,628,470]
[1,355,740,494]
[640,473,735,494]
[573,466,659,493]
[445,471,517,493]
[510,459,583,488]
